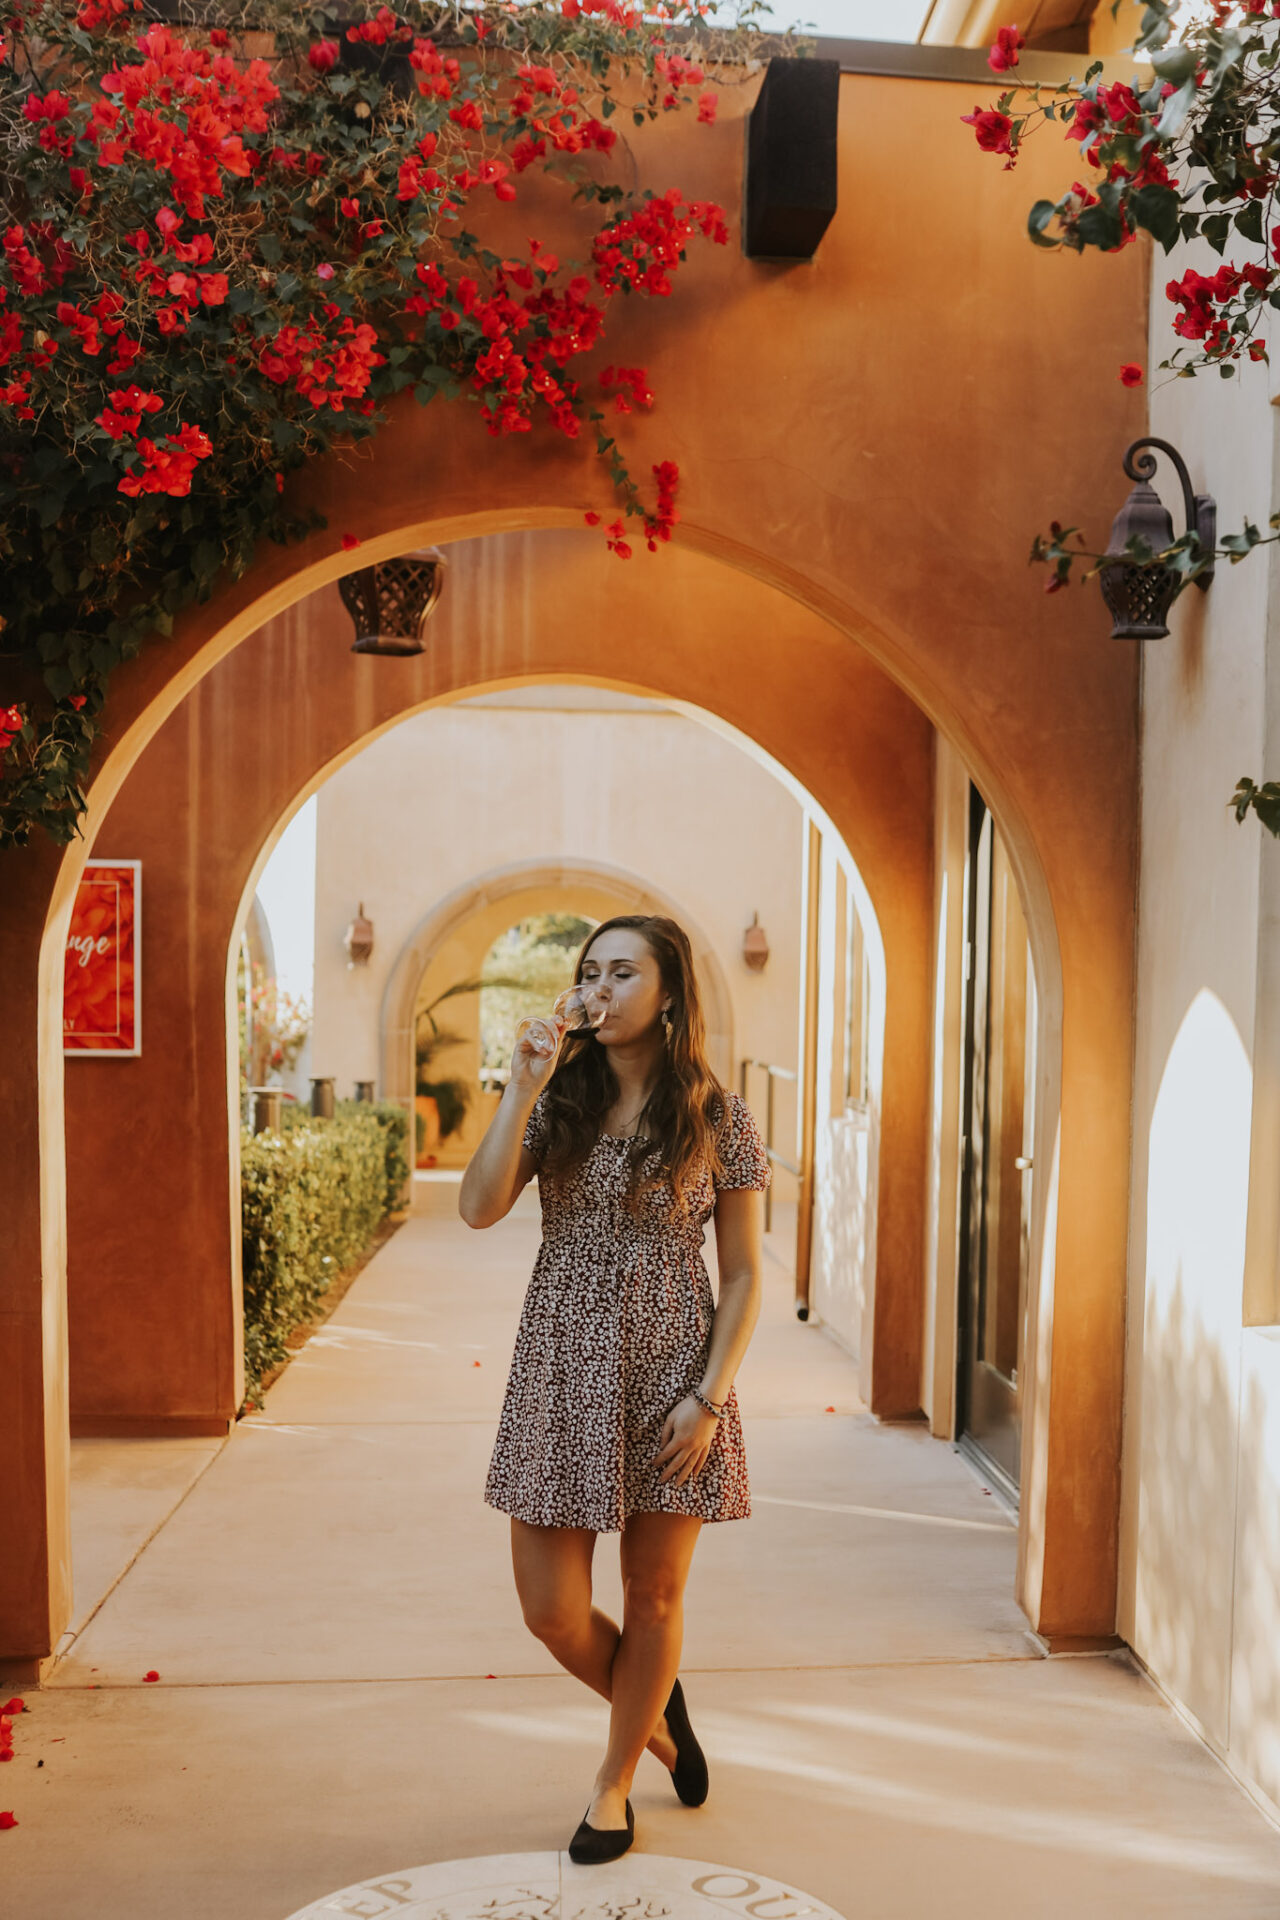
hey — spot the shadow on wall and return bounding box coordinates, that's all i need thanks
[811,1111,874,1371]
[1231,1342,1280,1811]
[1135,988,1251,1750]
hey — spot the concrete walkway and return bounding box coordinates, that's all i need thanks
[7,1178,1280,1917]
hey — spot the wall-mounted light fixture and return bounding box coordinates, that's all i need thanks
[742,911,770,972]
[1099,439,1216,640]
[344,903,374,968]
[338,549,446,656]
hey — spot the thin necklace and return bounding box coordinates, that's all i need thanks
[608,1095,650,1137]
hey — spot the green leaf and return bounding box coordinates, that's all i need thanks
[1156,76,1196,141]
[1028,199,1060,249]
[1201,212,1231,255]
[1076,203,1125,250]
[1234,199,1264,244]
[1130,184,1181,252]
[1150,42,1197,86]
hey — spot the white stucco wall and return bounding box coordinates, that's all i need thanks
[809,831,882,1373]
[309,688,805,1194]
[1120,239,1280,1819]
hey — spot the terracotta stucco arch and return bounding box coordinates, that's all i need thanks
[379,857,738,1107]
[63,545,930,1459]
[3,69,1145,1673]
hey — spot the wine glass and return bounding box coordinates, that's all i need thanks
[516,984,607,1059]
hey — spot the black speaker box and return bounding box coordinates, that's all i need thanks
[744,58,840,261]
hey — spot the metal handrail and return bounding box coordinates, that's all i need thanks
[739,1058,800,1230]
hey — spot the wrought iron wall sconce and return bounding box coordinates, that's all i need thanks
[1099,438,1216,640]
[339,549,446,655]
[742,912,770,971]
[344,903,374,968]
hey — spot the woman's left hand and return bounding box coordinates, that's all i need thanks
[653,1396,719,1488]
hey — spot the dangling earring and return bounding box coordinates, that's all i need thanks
[661,1006,673,1047]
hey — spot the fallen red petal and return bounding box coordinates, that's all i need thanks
[0,1701,23,1715]
[824,1405,835,1413]
[143,1670,160,1682]
[341,533,360,551]
[0,1812,16,1829]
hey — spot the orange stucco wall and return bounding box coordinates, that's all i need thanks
[0,64,1146,1666]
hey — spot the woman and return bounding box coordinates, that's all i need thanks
[458,913,770,1865]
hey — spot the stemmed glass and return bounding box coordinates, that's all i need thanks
[515,984,607,1059]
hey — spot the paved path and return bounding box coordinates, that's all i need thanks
[7,1178,1280,1918]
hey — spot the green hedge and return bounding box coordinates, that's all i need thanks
[239,1101,410,1408]
[335,1100,410,1215]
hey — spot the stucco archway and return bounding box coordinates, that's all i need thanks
[2,63,1148,1675]
[380,856,738,1110]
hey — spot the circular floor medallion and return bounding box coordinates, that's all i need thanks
[281,1849,847,1920]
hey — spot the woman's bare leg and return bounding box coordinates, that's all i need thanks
[509,1517,679,1775]
[585,1510,703,1830]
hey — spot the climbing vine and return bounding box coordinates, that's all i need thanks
[962,0,1280,836]
[0,0,783,847]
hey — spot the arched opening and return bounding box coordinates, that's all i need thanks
[38,522,1090,1680]
[9,326,1142,1664]
[375,855,737,1121]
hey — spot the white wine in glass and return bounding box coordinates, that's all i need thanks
[515,984,607,1058]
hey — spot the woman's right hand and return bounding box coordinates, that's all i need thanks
[508,1015,566,1102]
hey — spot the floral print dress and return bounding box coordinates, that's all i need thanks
[483,1089,772,1532]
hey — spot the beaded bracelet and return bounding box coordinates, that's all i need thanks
[691,1385,727,1419]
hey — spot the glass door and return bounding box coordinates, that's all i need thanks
[956,786,1036,1500]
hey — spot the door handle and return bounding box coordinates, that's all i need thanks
[1015,1155,1033,1171]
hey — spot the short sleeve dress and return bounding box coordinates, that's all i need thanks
[483,1089,771,1532]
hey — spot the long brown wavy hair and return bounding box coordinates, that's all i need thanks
[537,914,729,1219]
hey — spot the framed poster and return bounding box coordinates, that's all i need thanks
[63,860,141,1056]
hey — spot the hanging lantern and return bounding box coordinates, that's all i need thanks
[742,912,770,972]
[338,550,446,656]
[1098,439,1215,640]
[344,902,374,968]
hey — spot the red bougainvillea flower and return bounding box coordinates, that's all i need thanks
[0,1702,24,1716]
[96,386,164,439]
[69,694,87,710]
[1119,363,1143,386]
[987,24,1025,73]
[308,38,340,72]
[117,425,213,497]
[961,106,1014,156]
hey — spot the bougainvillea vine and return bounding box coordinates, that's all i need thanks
[0,0,785,846]
[961,0,1280,836]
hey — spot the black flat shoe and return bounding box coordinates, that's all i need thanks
[567,1796,635,1865]
[663,1675,709,1807]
